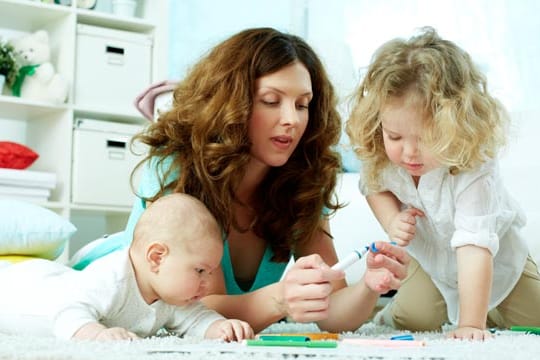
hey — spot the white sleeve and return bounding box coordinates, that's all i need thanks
[166,301,224,338]
[450,165,506,256]
[52,263,125,339]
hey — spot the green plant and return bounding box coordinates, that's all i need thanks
[0,38,19,87]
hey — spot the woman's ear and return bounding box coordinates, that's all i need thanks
[146,242,169,273]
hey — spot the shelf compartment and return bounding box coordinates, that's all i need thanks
[0,95,69,121]
[76,8,155,33]
[0,0,71,30]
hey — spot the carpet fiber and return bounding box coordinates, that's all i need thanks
[1,322,537,359]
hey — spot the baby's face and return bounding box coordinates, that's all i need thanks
[153,236,223,307]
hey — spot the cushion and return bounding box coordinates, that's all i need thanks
[0,200,76,260]
[69,232,125,270]
[0,255,38,263]
[0,141,39,169]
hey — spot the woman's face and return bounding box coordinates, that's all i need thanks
[248,61,312,169]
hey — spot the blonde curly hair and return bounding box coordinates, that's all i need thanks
[346,27,509,192]
[133,28,342,262]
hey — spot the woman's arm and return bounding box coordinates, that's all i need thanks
[291,220,409,332]
[202,219,409,333]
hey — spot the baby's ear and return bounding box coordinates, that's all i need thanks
[146,243,169,272]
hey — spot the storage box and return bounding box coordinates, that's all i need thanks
[72,118,145,207]
[74,25,153,116]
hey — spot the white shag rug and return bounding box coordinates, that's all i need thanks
[1,322,538,360]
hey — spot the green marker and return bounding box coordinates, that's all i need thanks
[510,326,540,335]
[245,339,338,348]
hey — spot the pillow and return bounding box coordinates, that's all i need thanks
[0,200,76,260]
[69,232,125,270]
[0,141,39,169]
[0,255,38,263]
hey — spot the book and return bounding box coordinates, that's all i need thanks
[0,168,56,189]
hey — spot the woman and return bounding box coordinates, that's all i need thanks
[93,27,409,333]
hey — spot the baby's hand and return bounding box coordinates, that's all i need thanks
[94,327,139,341]
[73,322,139,341]
[386,207,424,246]
[447,326,493,341]
[205,319,254,342]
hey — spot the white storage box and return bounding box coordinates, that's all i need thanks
[72,118,145,207]
[75,25,153,116]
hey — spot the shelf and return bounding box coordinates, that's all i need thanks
[0,0,71,30]
[73,105,147,124]
[70,203,132,215]
[0,95,69,120]
[76,8,155,33]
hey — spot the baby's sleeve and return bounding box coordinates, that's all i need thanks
[166,302,224,338]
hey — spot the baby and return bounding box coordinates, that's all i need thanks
[0,193,253,341]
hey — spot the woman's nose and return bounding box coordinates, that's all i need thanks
[280,102,300,126]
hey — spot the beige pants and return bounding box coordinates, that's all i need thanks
[384,255,540,331]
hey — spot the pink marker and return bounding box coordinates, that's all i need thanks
[342,338,426,347]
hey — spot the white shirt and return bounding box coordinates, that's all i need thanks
[359,160,529,324]
[0,249,223,339]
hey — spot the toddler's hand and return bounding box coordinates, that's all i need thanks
[386,207,424,246]
[447,326,493,341]
[206,319,254,342]
[364,241,409,294]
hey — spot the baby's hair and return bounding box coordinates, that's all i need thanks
[346,26,509,192]
[132,193,220,252]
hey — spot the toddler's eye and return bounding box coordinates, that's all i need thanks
[195,268,205,274]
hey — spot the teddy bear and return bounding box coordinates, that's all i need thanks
[10,30,68,104]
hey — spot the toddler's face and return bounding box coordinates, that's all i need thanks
[380,96,440,180]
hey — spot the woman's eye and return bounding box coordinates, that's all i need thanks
[296,103,309,110]
[262,100,278,106]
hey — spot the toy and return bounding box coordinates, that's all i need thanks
[10,30,68,104]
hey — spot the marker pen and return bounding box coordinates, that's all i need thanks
[331,245,370,271]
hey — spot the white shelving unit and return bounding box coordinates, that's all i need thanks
[0,0,169,259]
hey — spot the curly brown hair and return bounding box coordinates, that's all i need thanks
[346,27,509,192]
[133,27,342,262]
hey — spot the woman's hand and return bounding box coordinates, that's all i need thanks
[386,208,424,246]
[363,241,410,294]
[281,254,345,323]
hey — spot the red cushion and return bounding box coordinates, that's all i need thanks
[0,141,39,169]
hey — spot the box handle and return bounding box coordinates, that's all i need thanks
[106,45,125,65]
[107,139,126,149]
[107,139,126,160]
